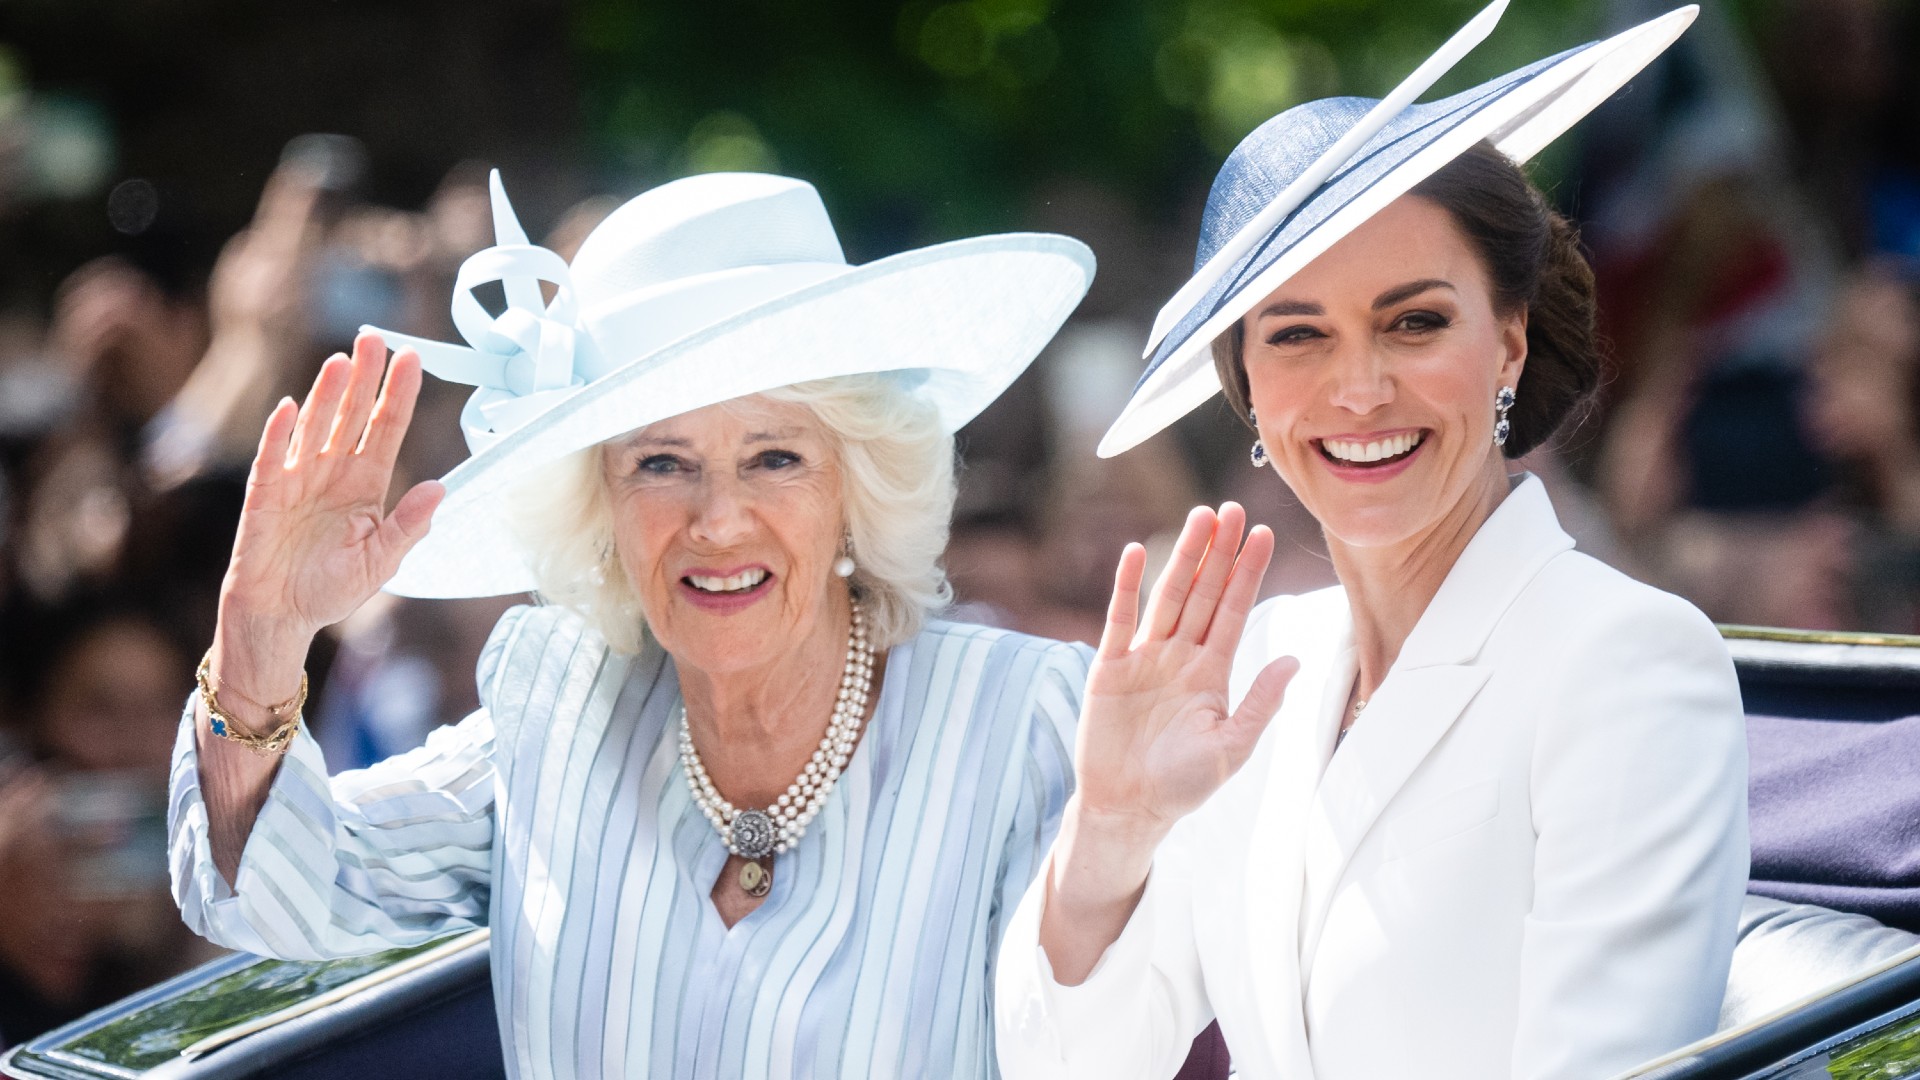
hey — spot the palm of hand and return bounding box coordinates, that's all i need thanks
[1074,505,1298,834]
[237,475,398,633]
[222,335,443,640]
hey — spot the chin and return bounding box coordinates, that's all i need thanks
[1307,493,1437,550]
[663,628,783,675]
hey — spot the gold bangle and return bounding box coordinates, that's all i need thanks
[201,650,306,718]
[196,652,306,756]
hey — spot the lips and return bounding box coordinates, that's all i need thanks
[1318,430,1425,466]
[677,565,777,614]
[684,567,768,594]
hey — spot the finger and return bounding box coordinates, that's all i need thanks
[1201,523,1276,648]
[1228,654,1300,744]
[1173,502,1247,643]
[372,480,446,579]
[358,344,423,468]
[325,334,387,455]
[1140,506,1216,642]
[286,354,350,465]
[247,396,299,492]
[252,168,325,253]
[1097,543,1147,660]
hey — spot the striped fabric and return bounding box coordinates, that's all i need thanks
[170,605,1088,1080]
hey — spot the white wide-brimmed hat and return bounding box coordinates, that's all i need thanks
[1099,1,1698,457]
[373,171,1094,599]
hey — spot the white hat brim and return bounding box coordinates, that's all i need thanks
[387,232,1093,599]
[1096,6,1697,458]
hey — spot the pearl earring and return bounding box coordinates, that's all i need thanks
[833,535,856,578]
[1248,408,1269,468]
[1493,386,1516,448]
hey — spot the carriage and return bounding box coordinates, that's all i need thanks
[5,626,1917,1080]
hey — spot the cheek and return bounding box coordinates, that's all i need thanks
[769,483,845,574]
[609,496,682,591]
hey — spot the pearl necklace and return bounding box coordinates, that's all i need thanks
[678,600,874,864]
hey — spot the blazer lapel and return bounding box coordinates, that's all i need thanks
[1242,613,1351,1080]
[1297,665,1492,980]
[1296,474,1572,984]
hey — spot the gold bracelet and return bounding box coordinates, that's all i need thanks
[205,654,304,720]
[196,652,307,756]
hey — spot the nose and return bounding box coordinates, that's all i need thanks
[687,474,756,548]
[1327,342,1393,415]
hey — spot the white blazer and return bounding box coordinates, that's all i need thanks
[996,476,1750,1080]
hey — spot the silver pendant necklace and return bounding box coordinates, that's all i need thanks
[677,600,874,894]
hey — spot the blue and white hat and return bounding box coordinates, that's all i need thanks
[371,171,1094,599]
[1098,1,1698,457]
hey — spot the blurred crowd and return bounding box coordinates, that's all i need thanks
[4,0,1920,1051]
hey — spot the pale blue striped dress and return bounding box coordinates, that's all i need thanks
[169,605,1089,1079]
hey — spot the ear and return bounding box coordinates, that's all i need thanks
[1497,306,1528,389]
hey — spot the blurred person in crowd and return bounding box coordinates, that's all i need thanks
[1806,268,1920,531]
[9,248,210,604]
[0,597,215,1049]
[945,323,1211,644]
[1595,314,1861,631]
[172,170,1097,1080]
[48,256,209,445]
[1576,2,1839,553]
[999,11,1749,1079]
[1802,266,1920,630]
[1761,0,1920,262]
[144,148,338,490]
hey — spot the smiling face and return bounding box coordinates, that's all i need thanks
[601,395,848,677]
[1239,193,1528,551]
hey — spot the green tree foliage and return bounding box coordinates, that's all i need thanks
[571,0,1616,252]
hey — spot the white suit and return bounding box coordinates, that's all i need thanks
[996,476,1749,1080]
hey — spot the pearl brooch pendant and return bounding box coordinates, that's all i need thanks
[681,598,875,867]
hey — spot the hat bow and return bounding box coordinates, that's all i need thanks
[369,171,608,453]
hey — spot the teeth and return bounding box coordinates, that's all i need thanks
[1322,431,1423,464]
[687,568,769,593]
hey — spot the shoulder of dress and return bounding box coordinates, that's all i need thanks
[915,618,1094,666]
[477,603,628,709]
[1521,551,1723,641]
[1496,553,1732,688]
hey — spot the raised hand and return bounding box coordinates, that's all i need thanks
[213,334,443,701]
[1040,504,1297,984]
[1074,502,1299,836]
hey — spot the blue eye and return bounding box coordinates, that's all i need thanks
[756,450,802,470]
[638,454,685,475]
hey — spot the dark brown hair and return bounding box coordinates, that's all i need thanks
[1211,141,1599,459]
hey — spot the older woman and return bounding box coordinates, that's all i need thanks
[170,171,1094,1079]
[997,7,1748,1080]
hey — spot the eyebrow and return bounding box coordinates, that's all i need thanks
[1372,278,1454,309]
[1255,299,1325,318]
[1253,278,1455,320]
[620,428,807,450]
[744,428,806,443]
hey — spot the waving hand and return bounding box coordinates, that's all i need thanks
[1073,502,1299,835]
[221,334,443,641]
